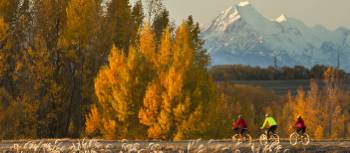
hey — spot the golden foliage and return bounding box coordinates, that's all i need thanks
[314,126,324,139]
[86,21,217,140]
[85,105,101,136]
[282,68,349,139]
[101,118,117,140]
[0,17,9,77]
[139,23,157,65]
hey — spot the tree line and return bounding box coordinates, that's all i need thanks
[210,64,347,81]
[0,0,172,139]
[0,0,222,139]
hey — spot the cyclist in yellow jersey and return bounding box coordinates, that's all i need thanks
[261,114,278,137]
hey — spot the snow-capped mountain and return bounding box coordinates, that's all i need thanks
[202,1,350,70]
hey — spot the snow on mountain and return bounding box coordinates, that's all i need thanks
[202,2,350,71]
[238,1,250,7]
[275,14,287,23]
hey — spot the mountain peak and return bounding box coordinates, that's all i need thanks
[202,2,350,71]
[276,14,287,23]
[238,1,250,7]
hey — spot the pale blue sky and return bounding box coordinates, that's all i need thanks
[130,0,350,30]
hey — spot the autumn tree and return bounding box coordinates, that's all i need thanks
[138,22,218,140]
[0,17,10,78]
[322,67,345,138]
[86,45,150,139]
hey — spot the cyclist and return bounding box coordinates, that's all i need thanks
[260,114,278,138]
[232,115,248,135]
[294,115,306,135]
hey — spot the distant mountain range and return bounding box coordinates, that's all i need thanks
[201,1,350,71]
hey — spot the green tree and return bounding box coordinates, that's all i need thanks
[0,0,20,22]
[152,9,169,42]
[58,0,103,137]
[107,0,133,51]
[130,0,144,45]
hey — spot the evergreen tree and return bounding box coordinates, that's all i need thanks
[107,0,133,52]
[58,0,102,137]
[187,16,210,67]
[130,0,144,45]
[0,0,20,22]
[152,9,169,42]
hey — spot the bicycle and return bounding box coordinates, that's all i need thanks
[259,129,280,145]
[232,128,252,145]
[289,130,310,145]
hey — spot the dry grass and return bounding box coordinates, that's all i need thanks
[1,138,349,153]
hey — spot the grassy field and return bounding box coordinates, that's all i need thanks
[230,80,350,96]
[1,139,350,153]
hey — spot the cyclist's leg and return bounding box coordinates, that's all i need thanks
[296,128,302,135]
[267,127,272,139]
[272,125,277,134]
[301,127,306,135]
[242,128,248,135]
[269,125,277,139]
[233,128,240,134]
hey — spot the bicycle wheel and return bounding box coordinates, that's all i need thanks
[301,133,310,145]
[289,132,298,146]
[259,134,268,145]
[243,134,252,145]
[232,134,242,144]
[270,134,280,144]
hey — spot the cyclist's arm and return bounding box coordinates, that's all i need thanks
[232,120,237,129]
[261,119,268,129]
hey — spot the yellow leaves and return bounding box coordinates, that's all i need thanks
[93,43,147,138]
[0,17,9,42]
[139,23,157,65]
[59,0,100,58]
[139,82,161,126]
[294,87,306,117]
[157,27,172,68]
[157,110,172,137]
[65,0,98,38]
[176,104,205,139]
[173,96,191,123]
[173,23,193,70]
[161,66,183,99]
[314,126,324,139]
[283,72,348,139]
[101,118,117,140]
[0,17,9,77]
[89,20,215,140]
[147,124,162,139]
[85,105,101,136]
